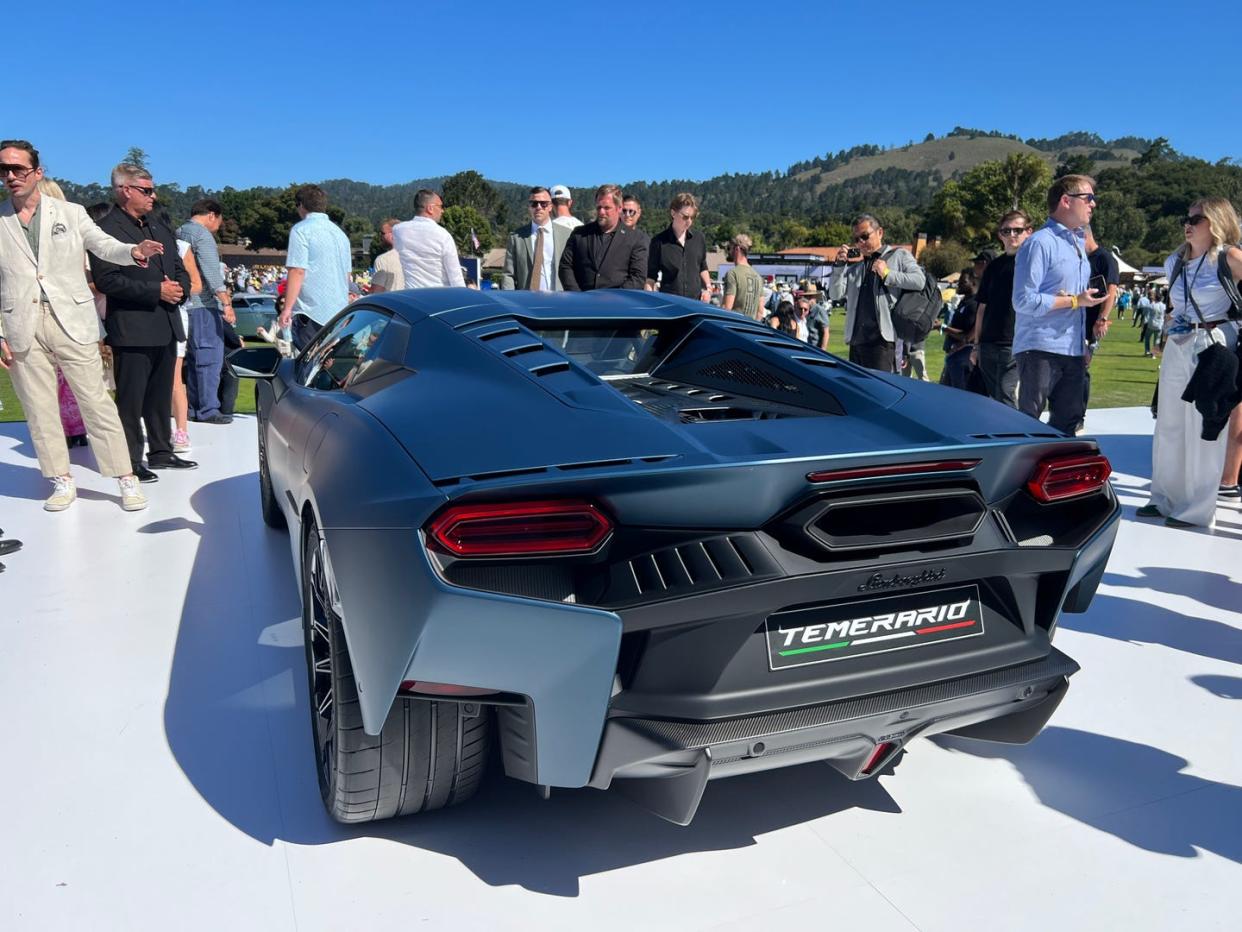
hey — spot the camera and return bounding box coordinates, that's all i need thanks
[846,247,861,259]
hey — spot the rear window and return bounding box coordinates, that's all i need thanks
[533,325,677,378]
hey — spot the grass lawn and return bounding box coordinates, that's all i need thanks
[0,313,1159,423]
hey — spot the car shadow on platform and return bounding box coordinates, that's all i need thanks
[936,727,1242,865]
[159,474,906,895]
[1059,592,1242,665]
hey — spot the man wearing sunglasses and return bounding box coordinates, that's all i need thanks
[0,141,164,512]
[91,163,195,481]
[1011,174,1107,435]
[501,187,570,290]
[829,213,926,373]
[646,193,711,301]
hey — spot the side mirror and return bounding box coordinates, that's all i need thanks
[228,345,282,378]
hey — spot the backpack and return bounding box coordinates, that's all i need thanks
[882,248,943,342]
[1167,247,1242,320]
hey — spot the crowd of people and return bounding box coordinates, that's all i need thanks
[2,139,1240,531]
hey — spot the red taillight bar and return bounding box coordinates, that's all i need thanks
[1026,453,1112,503]
[427,499,613,557]
[807,460,980,483]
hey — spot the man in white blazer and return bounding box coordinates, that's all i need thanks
[0,140,164,512]
[501,187,570,291]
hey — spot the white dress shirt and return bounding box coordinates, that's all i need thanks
[392,216,465,288]
[530,222,554,290]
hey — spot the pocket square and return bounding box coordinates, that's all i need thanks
[51,222,68,236]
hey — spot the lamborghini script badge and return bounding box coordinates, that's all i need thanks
[857,568,946,592]
[765,585,985,670]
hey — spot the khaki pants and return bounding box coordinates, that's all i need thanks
[7,303,130,478]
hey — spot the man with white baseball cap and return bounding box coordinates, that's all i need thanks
[550,184,582,232]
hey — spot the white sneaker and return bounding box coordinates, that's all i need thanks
[45,475,77,512]
[118,475,148,512]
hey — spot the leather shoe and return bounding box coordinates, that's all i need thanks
[148,455,198,470]
[0,539,21,557]
[192,414,233,425]
[133,465,160,483]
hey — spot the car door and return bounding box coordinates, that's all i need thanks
[266,307,394,518]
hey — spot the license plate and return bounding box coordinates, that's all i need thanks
[765,585,986,671]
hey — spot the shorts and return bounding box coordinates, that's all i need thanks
[176,306,189,359]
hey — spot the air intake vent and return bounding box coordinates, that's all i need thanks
[698,358,802,394]
[806,490,987,553]
[619,535,780,603]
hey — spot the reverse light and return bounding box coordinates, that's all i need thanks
[427,499,612,557]
[807,460,980,483]
[1026,453,1112,503]
[861,742,895,775]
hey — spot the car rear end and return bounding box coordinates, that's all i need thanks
[413,439,1118,823]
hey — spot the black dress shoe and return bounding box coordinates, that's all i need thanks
[0,539,21,557]
[134,465,160,483]
[148,455,199,470]
[191,414,233,425]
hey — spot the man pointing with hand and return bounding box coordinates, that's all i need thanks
[0,140,164,512]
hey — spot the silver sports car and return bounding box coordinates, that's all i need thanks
[229,287,1119,825]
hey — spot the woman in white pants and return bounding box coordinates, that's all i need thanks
[1138,197,1242,528]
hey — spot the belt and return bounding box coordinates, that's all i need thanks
[1189,320,1221,331]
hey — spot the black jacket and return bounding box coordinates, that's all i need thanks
[558,222,647,291]
[91,207,189,347]
[1180,342,1240,440]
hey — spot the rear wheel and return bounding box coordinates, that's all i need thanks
[301,520,491,823]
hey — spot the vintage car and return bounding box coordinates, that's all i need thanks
[229,288,1119,825]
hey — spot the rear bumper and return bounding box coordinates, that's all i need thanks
[586,649,1078,824]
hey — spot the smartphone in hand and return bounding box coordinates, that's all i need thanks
[1088,274,1108,298]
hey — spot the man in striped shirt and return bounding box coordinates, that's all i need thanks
[177,199,234,424]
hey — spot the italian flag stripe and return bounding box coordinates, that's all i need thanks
[778,619,978,656]
[915,619,977,635]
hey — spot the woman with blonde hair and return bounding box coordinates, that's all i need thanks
[1137,196,1242,527]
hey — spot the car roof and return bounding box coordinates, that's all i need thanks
[359,287,749,329]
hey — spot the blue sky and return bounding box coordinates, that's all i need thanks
[11,0,1239,191]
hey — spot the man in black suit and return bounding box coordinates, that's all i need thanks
[558,184,647,291]
[90,164,195,480]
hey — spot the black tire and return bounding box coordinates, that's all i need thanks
[258,416,286,529]
[301,520,490,823]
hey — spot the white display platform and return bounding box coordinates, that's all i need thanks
[1,408,1239,931]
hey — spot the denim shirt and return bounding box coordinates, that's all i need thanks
[1011,220,1088,357]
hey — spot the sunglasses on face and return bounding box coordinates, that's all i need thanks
[621,208,638,216]
[0,164,37,178]
[677,212,695,221]
[998,226,1029,236]
[529,200,551,208]
[126,184,156,197]
[1181,214,1207,227]
[853,231,874,242]
[1066,192,1097,204]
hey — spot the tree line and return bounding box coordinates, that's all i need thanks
[7,134,1237,273]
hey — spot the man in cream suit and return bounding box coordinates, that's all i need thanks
[0,140,163,512]
[501,187,570,291]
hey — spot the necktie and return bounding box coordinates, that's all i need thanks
[529,226,545,290]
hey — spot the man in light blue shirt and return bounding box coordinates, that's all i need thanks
[1011,174,1107,433]
[278,185,352,350]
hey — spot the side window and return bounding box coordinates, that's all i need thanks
[298,309,391,391]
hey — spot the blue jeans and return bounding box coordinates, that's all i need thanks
[186,305,224,419]
[1017,350,1086,435]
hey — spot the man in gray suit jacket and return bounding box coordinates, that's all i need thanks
[0,139,163,513]
[501,187,570,291]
